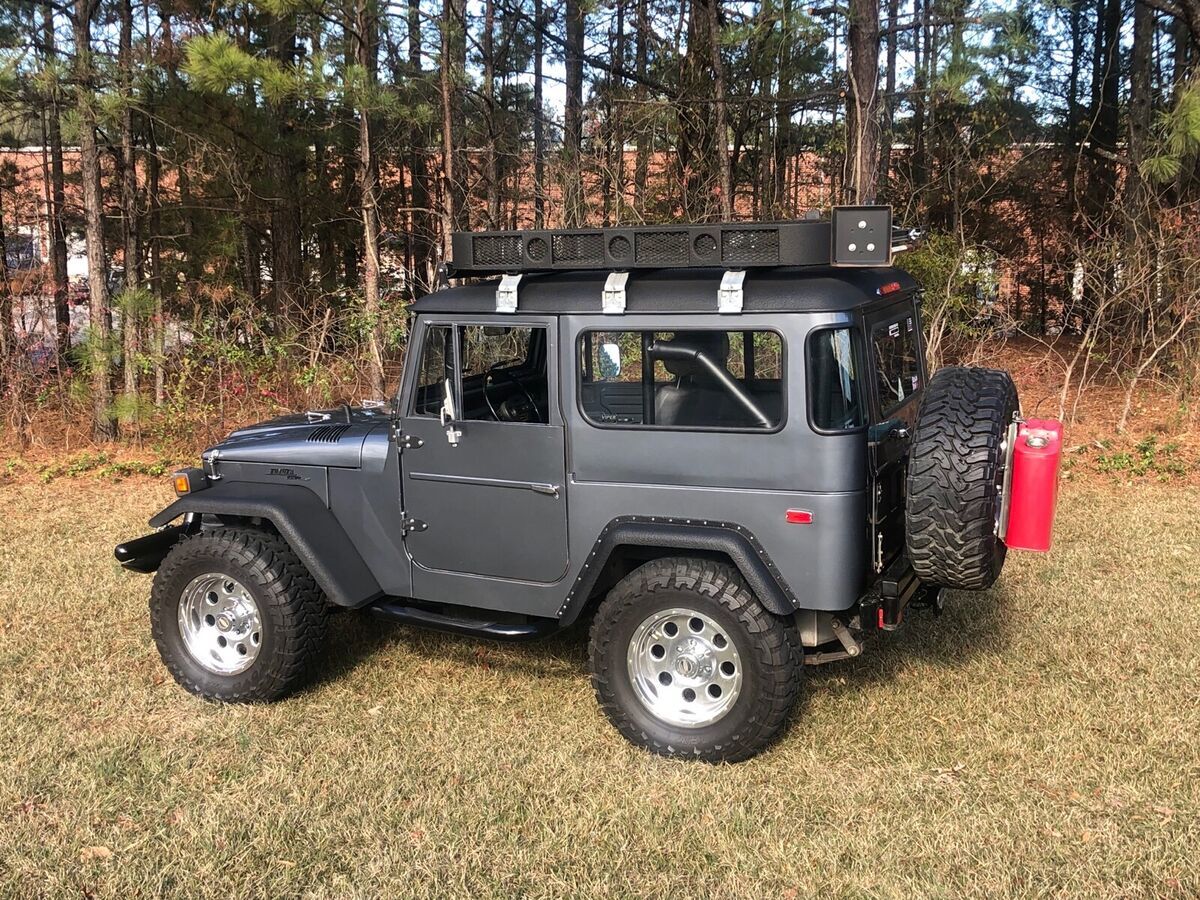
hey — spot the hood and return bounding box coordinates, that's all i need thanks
[204,405,390,469]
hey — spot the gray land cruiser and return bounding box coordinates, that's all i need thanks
[116,208,1038,762]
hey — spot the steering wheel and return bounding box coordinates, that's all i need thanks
[484,360,542,423]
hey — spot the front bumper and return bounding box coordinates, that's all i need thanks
[113,519,197,573]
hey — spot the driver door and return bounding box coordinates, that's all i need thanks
[398,316,569,585]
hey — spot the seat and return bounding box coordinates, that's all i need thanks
[652,332,734,427]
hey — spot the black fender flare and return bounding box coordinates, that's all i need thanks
[143,481,382,608]
[558,516,799,624]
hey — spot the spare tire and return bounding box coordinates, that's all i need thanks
[905,366,1019,590]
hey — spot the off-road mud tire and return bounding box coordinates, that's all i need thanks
[589,557,802,763]
[150,528,329,702]
[905,366,1019,590]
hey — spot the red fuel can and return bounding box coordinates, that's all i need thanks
[1004,418,1063,553]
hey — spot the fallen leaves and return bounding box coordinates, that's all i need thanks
[79,846,112,863]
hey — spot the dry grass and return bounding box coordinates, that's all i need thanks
[0,478,1197,898]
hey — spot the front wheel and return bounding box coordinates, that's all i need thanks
[589,557,802,763]
[150,528,329,702]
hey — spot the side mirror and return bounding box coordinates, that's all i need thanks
[599,342,622,379]
[439,378,462,446]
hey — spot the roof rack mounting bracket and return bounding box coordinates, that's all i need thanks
[718,270,746,314]
[495,273,523,313]
[602,271,629,314]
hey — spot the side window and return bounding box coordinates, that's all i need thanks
[578,329,784,430]
[807,327,864,431]
[412,324,452,416]
[872,312,921,414]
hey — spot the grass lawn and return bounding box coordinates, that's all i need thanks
[0,477,1197,898]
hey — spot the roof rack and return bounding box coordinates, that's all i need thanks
[448,206,915,278]
[446,206,920,313]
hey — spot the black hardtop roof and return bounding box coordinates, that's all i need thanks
[412,266,919,316]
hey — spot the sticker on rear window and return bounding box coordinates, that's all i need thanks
[888,322,900,338]
[906,317,914,332]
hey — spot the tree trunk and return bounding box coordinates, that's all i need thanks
[706,0,734,219]
[354,0,386,398]
[633,0,650,217]
[311,22,339,297]
[845,0,880,204]
[44,6,71,364]
[534,0,546,227]
[267,12,303,318]
[0,181,12,365]
[482,0,499,228]
[1126,0,1155,222]
[73,0,116,441]
[119,0,140,416]
[614,2,628,223]
[911,0,929,194]
[878,0,900,200]
[406,0,433,294]
[148,121,165,406]
[772,0,793,218]
[1091,0,1122,226]
[563,0,586,226]
[439,0,464,259]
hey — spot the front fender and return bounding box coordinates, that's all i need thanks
[136,480,383,608]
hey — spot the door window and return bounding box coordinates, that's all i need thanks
[459,325,548,423]
[872,313,921,414]
[411,323,549,424]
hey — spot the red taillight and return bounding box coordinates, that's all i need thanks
[877,281,902,296]
[785,509,813,525]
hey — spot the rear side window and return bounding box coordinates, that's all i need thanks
[873,313,921,414]
[807,327,864,431]
[578,329,784,430]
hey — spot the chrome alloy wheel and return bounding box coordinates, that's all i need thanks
[626,607,743,728]
[177,573,263,675]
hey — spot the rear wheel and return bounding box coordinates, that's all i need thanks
[905,366,1019,590]
[150,528,329,702]
[589,557,802,763]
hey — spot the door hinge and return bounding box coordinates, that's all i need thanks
[390,421,423,449]
[401,515,428,535]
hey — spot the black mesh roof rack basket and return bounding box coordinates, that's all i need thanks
[448,207,909,277]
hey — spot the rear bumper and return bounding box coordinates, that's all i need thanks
[113,520,196,573]
[857,553,923,632]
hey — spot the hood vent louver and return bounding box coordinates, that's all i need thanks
[307,424,352,443]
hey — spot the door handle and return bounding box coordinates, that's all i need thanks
[530,483,560,497]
